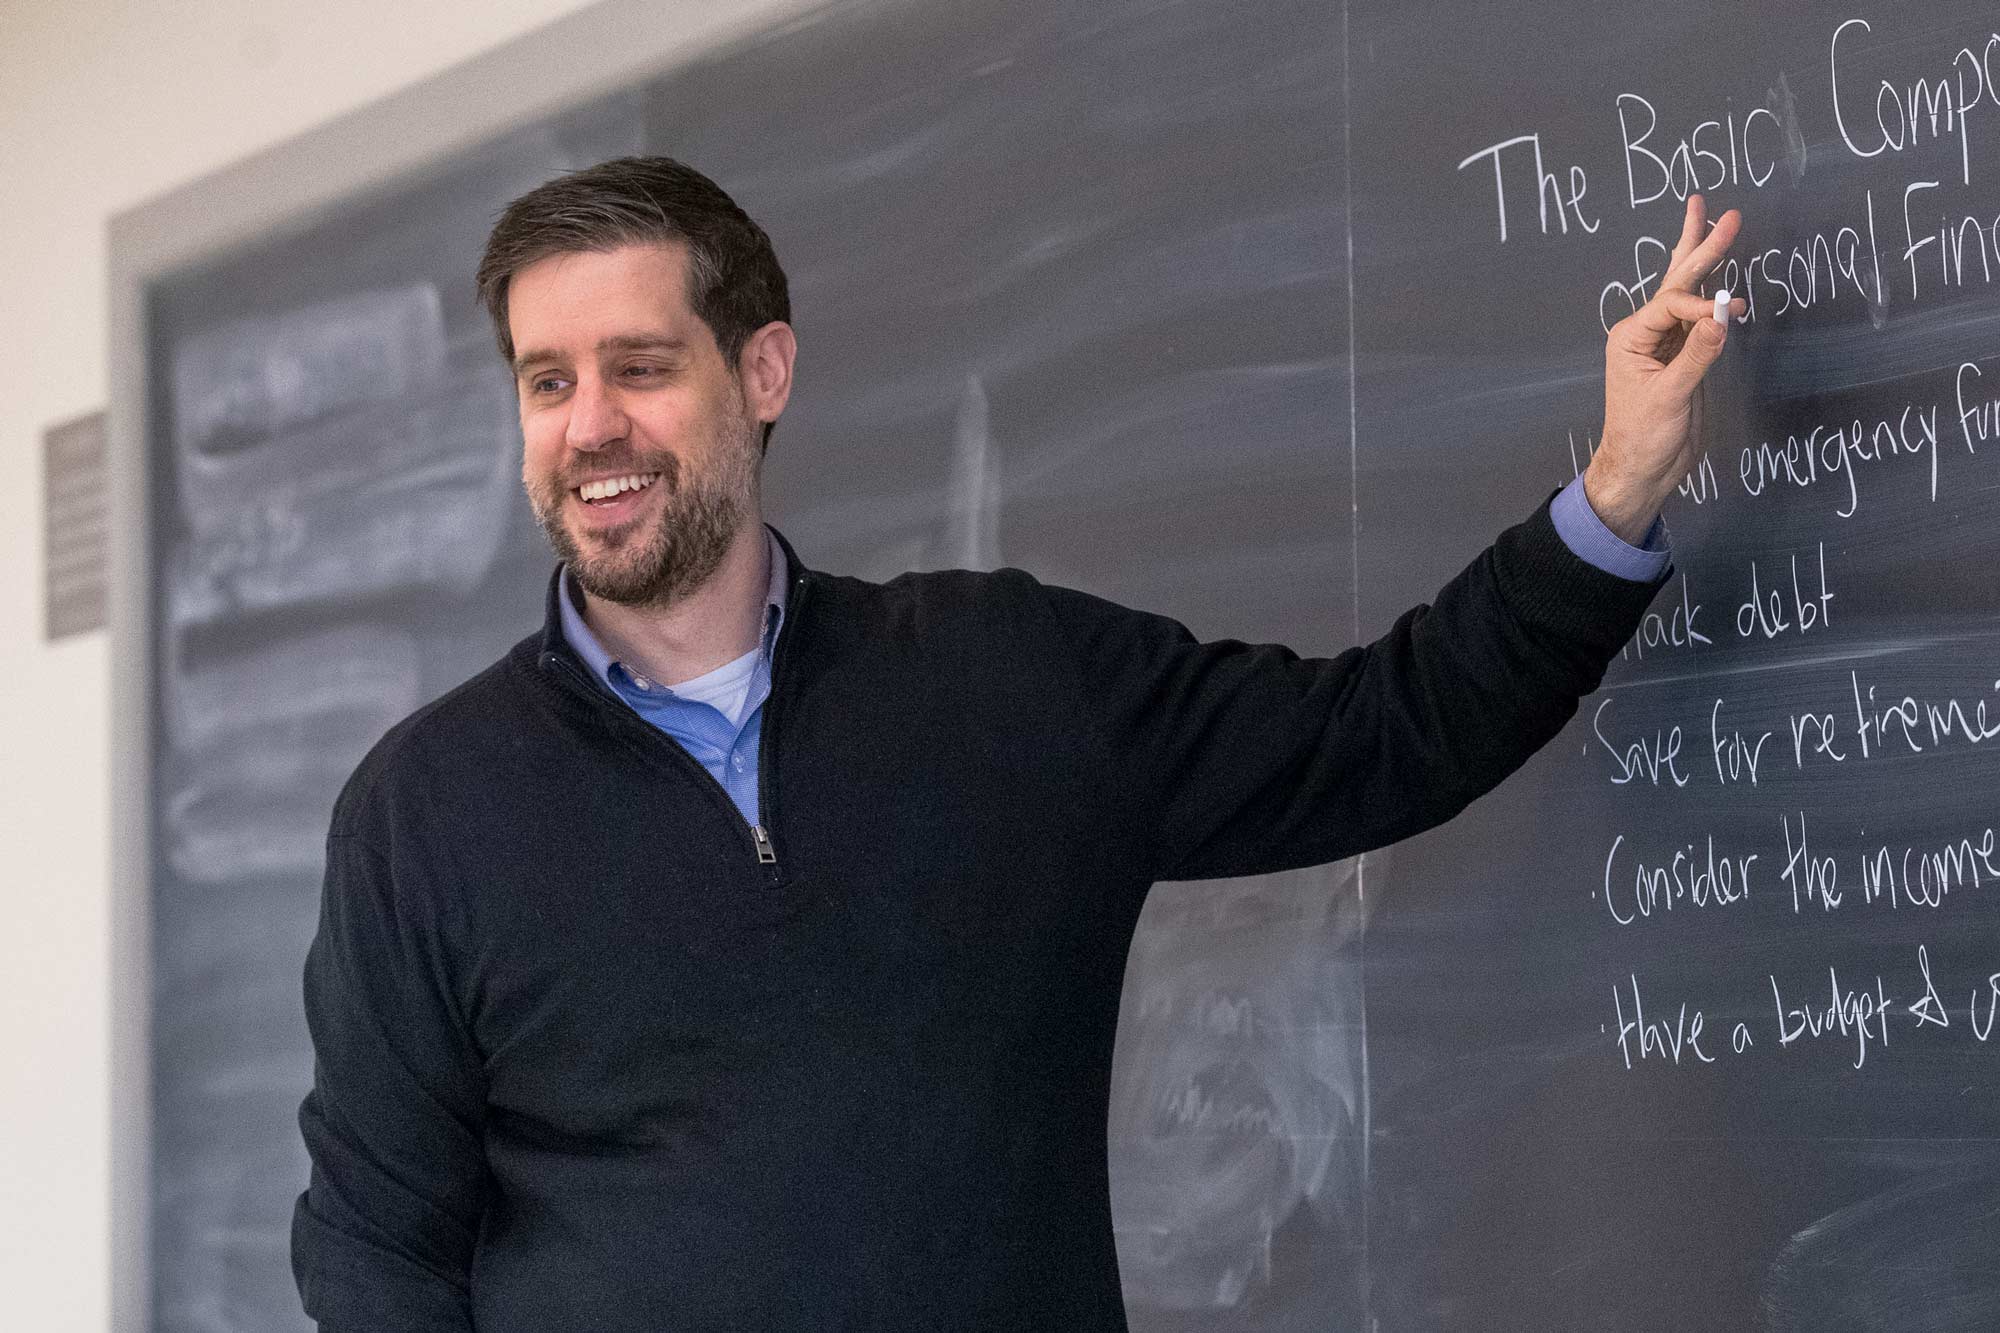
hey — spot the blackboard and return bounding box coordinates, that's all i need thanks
[129,0,2000,1328]
[1353,3,2000,1328]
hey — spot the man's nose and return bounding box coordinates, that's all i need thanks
[564,376,628,452]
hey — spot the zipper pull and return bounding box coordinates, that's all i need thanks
[751,824,778,866]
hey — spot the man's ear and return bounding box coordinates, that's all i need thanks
[738,321,796,427]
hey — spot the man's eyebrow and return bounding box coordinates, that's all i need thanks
[512,334,690,377]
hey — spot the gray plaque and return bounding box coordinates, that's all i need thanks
[45,410,107,640]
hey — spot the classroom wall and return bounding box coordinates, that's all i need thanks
[0,3,607,1325]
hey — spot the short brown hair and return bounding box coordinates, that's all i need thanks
[476,156,791,445]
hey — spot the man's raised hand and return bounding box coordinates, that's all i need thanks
[1586,193,1747,545]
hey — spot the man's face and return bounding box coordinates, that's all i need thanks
[509,241,764,608]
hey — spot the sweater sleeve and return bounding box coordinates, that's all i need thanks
[1037,495,1666,883]
[291,829,492,1330]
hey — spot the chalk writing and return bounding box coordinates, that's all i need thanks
[1973,971,2000,1041]
[1616,92,1782,206]
[1622,573,1709,661]
[1771,966,1891,1069]
[1908,945,1951,1029]
[1451,12,2000,1111]
[1601,833,1755,925]
[1608,973,1716,1068]
[1830,18,2000,188]
[1736,405,1939,518]
[1779,812,1842,913]
[1858,828,2000,909]
[1591,698,1689,787]
[1735,543,1833,641]
[1710,698,1772,785]
[1456,133,1599,242]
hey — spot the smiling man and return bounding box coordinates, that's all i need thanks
[291,156,1744,1331]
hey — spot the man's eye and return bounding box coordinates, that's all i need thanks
[532,376,567,394]
[622,365,658,379]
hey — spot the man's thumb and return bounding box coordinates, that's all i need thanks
[1663,316,1727,394]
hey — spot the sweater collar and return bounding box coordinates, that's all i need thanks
[537,524,810,673]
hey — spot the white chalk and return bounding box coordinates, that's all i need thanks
[1713,289,1731,324]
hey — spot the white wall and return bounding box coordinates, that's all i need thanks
[0,3,603,1325]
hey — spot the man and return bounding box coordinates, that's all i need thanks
[291,156,1742,1330]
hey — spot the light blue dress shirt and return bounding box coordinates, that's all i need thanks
[1548,473,1670,583]
[558,479,1662,826]
[558,528,789,827]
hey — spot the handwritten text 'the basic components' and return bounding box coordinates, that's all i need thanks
[1453,18,2000,328]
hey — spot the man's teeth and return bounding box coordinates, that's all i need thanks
[576,472,662,502]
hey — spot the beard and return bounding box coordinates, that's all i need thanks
[525,394,762,610]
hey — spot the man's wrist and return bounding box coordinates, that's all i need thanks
[1580,460,1664,545]
[1551,474,1669,582]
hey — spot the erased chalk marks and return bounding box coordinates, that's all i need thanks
[1111,858,1367,1321]
[160,624,421,884]
[167,287,518,624]
[947,374,1003,571]
[1767,72,1809,190]
[852,373,1009,580]
[172,286,447,457]
[1762,1160,2000,1332]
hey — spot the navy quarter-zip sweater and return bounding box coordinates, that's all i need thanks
[292,501,1663,1331]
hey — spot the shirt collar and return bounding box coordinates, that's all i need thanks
[555,527,790,695]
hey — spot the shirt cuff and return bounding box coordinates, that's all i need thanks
[1549,474,1671,583]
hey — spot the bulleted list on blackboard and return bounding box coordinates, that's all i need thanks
[1450,13,2000,1086]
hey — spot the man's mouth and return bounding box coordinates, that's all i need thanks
[571,471,662,518]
